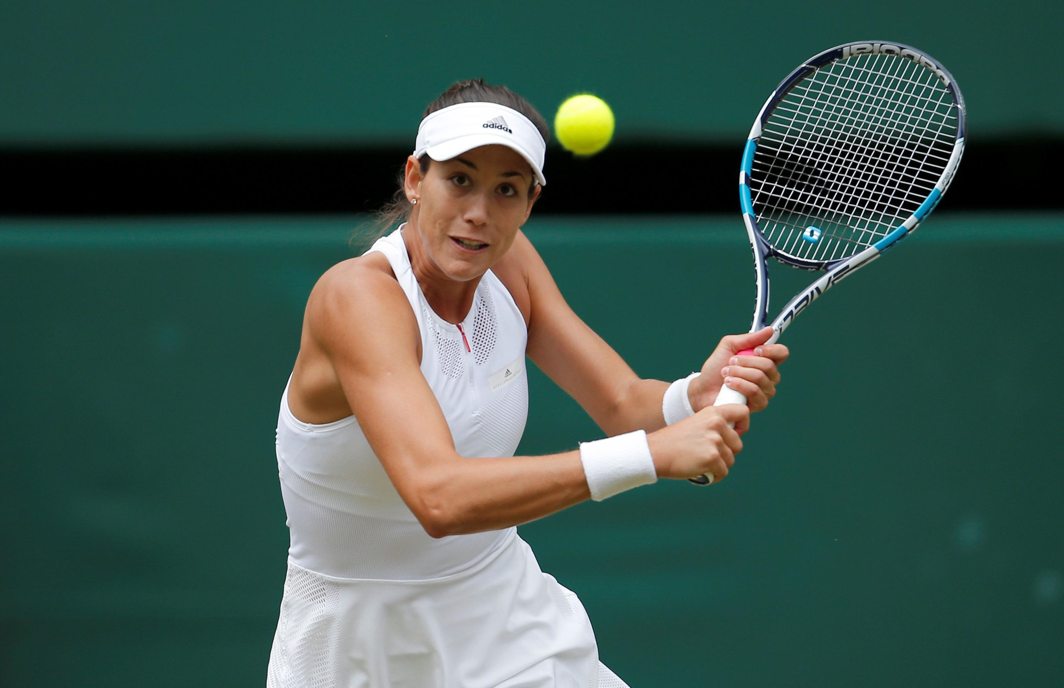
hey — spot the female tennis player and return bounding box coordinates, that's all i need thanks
[266,79,789,687]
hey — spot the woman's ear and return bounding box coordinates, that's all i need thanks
[523,183,542,224]
[403,155,423,202]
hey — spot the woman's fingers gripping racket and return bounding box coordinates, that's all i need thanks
[652,403,748,486]
[718,345,788,411]
[691,347,785,484]
[714,348,759,407]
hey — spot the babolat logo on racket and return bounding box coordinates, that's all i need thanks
[482,117,513,134]
[842,42,952,86]
[777,262,866,328]
[780,289,820,327]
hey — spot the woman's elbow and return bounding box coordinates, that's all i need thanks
[416,506,459,539]
[406,478,465,539]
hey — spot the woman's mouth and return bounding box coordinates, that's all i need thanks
[451,237,489,251]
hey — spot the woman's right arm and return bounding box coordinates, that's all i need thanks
[292,258,599,536]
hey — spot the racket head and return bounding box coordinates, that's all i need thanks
[739,41,967,270]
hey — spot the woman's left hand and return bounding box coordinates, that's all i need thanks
[689,327,790,414]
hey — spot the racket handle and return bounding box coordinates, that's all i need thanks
[713,384,747,407]
[690,348,756,486]
[713,348,757,408]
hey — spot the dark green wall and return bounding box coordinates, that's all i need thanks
[1,1,1060,145]
[2,214,1061,686]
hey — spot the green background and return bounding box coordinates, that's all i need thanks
[1,1,1060,145]
[2,1,1063,686]
[2,217,1062,686]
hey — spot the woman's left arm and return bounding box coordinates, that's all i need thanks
[504,231,788,435]
[503,231,677,436]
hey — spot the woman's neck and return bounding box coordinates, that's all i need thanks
[402,225,481,324]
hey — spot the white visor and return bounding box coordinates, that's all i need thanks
[413,102,547,186]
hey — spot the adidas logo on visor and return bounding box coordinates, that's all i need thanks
[482,116,513,134]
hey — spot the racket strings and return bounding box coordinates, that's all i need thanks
[772,56,953,235]
[759,60,955,260]
[750,51,960,263]
[764,58,951,258]
[770,57,945,257]
[810,57,955,232]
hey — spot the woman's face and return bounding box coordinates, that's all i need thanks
[405,145,540,284]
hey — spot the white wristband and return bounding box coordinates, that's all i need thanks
[579,430,658,501]
[662,372,699,425]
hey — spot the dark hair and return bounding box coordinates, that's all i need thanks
[364,79,549,241]
[422,79,550,137]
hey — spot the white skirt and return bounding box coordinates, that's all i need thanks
[267,532,601,688]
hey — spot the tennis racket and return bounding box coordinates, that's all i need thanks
[691,40,966,485]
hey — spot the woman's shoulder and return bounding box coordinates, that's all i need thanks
[306,252,407,327]
[497,229,551,277]
[315,251,395,291]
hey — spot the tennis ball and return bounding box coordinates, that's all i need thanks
[554,94,614,156]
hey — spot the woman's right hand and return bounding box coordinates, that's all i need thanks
[646,404,749,483]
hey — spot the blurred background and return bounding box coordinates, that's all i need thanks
[2,2,1061,686]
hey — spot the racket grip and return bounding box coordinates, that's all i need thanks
[713,384,747,407]
[712,348,757,408]
[690,348,757,486]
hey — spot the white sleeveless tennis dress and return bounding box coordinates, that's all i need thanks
[267,228,627,687]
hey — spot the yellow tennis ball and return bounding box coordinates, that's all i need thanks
[554,94,615,156]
